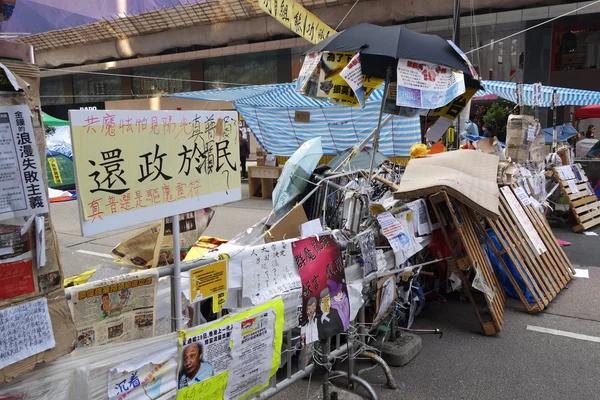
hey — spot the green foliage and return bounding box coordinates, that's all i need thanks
[482,102,510,142]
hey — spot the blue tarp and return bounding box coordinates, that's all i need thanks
[542,123,578,144]
[173,83,422,157]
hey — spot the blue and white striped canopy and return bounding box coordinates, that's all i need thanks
[172,83,421,157]
[474,80,600,107]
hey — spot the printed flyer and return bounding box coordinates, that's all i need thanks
[176,298,284,400]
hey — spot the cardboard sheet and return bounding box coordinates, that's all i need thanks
[394,151,500,218]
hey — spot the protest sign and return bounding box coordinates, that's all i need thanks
[396,59,466,109]
[340,53,366,108]
[316,52,384,107]
[189,259,228,304]
[296,52,322,93]
[501,186,547,255]
[0,297,56,370]
[358,229,378,278]
[0,224,36,300]
[69,110,240,236]
[108,345,179,400]
[240,239,300,305]
[294,235,350,344]
[0,105,48,221]
[256,0,335,44]
[428,87,479,122]
[69,269,159,348]
[176,298,284,400]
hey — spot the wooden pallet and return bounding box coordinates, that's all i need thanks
[553,164,600,232]
[484,185,573,312]
[429,191,505,335]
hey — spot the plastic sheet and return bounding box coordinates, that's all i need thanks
[0,332,179,400]
[45,126,72,159]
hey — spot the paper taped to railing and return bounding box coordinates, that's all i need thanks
[69,269,159,348]
[0,297,56,369]
[502,187,547,255]
[108,345,178,400]
[177,298,284,400]
[0,105,48,221]
[241,239,300,305]
[189,259,228,304]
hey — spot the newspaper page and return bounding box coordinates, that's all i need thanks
[154,208,215,268]
[111,222,162,268]
[69,269,159,348]
[0,222,36,300]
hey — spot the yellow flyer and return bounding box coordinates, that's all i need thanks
[189,259,228,303]
[176,298,284,400]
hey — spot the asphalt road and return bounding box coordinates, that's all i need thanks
[51,183,600,400]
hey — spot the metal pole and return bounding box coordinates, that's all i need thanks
[368,67,392,180]
[552,89,558,153]
[172,214,183,331]
[453,0,461,149]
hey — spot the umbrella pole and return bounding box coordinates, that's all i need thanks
[368,66,392,181]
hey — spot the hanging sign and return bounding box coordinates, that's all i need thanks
[256,0,335,44]
[69,110,241,236]
[396,59,466,109]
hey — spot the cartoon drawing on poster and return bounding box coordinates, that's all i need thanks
[358,229,378,278]
[396,59,466,109]
[294,235,349,344]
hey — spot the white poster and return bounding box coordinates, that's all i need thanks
[426,116,453,142]
[225,309,276,399]
[340,53,366,108]
[0,297,55,369]
[108,345,178,400]
[296,52,322,92]
[396,59,466,109]
[374,276,395,324]
[240,240,300,305]
[358,229,378,278]
[502,187,547,255]
[0,105,48,221]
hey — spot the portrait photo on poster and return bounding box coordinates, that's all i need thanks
[294,234,350,344]
[178,341,215,389]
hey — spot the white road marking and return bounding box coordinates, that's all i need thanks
[527,325,600,343]
[76,249,113,259]
[574,268,590,278]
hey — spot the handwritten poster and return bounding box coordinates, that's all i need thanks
[189,259,228,304]
[0,297,56,369]
[0,105,48,221]
[177,298,284,400]
[108,345,179,400]
[294,235,349,344]
[358,229,378,278]
[396,59,466,109]
[256,0,335,44]
[502,187,547,255]
[69,110,241,236]
[241,239,300,305]
[69,269,159,348]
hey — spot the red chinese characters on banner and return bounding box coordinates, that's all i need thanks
[293,235,350,344]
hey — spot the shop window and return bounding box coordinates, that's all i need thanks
[132,62,192,96]
[203,51,278,90]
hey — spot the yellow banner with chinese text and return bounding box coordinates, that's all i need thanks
[255,0,336,44]
[69,110,240,222]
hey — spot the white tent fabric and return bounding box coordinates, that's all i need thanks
[172,83,422,157]
[474,80,600,106]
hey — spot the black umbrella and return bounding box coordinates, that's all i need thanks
[309,23,478,83]
[304,23,480,176]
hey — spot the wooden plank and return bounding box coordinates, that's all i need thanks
[575,202,600,215]
[578,207,600,223]
[572,195,599,208]
[579,216,600,231]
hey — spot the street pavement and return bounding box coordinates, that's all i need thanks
[51,182,600,400]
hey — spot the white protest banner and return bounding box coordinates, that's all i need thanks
[340,53,366,108]
[69,269,159,348]
[0,105,48,221]
[396,59,466,109]
[0,297,55,369]
[69,110,241,236]
[503,187,547,255]
[108,345,179,400]
[241,239,300,305]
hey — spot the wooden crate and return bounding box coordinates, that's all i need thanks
[248,166,283,199]
[429,191,505,335]
[553,164,600,232]
[484,185,573,313]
